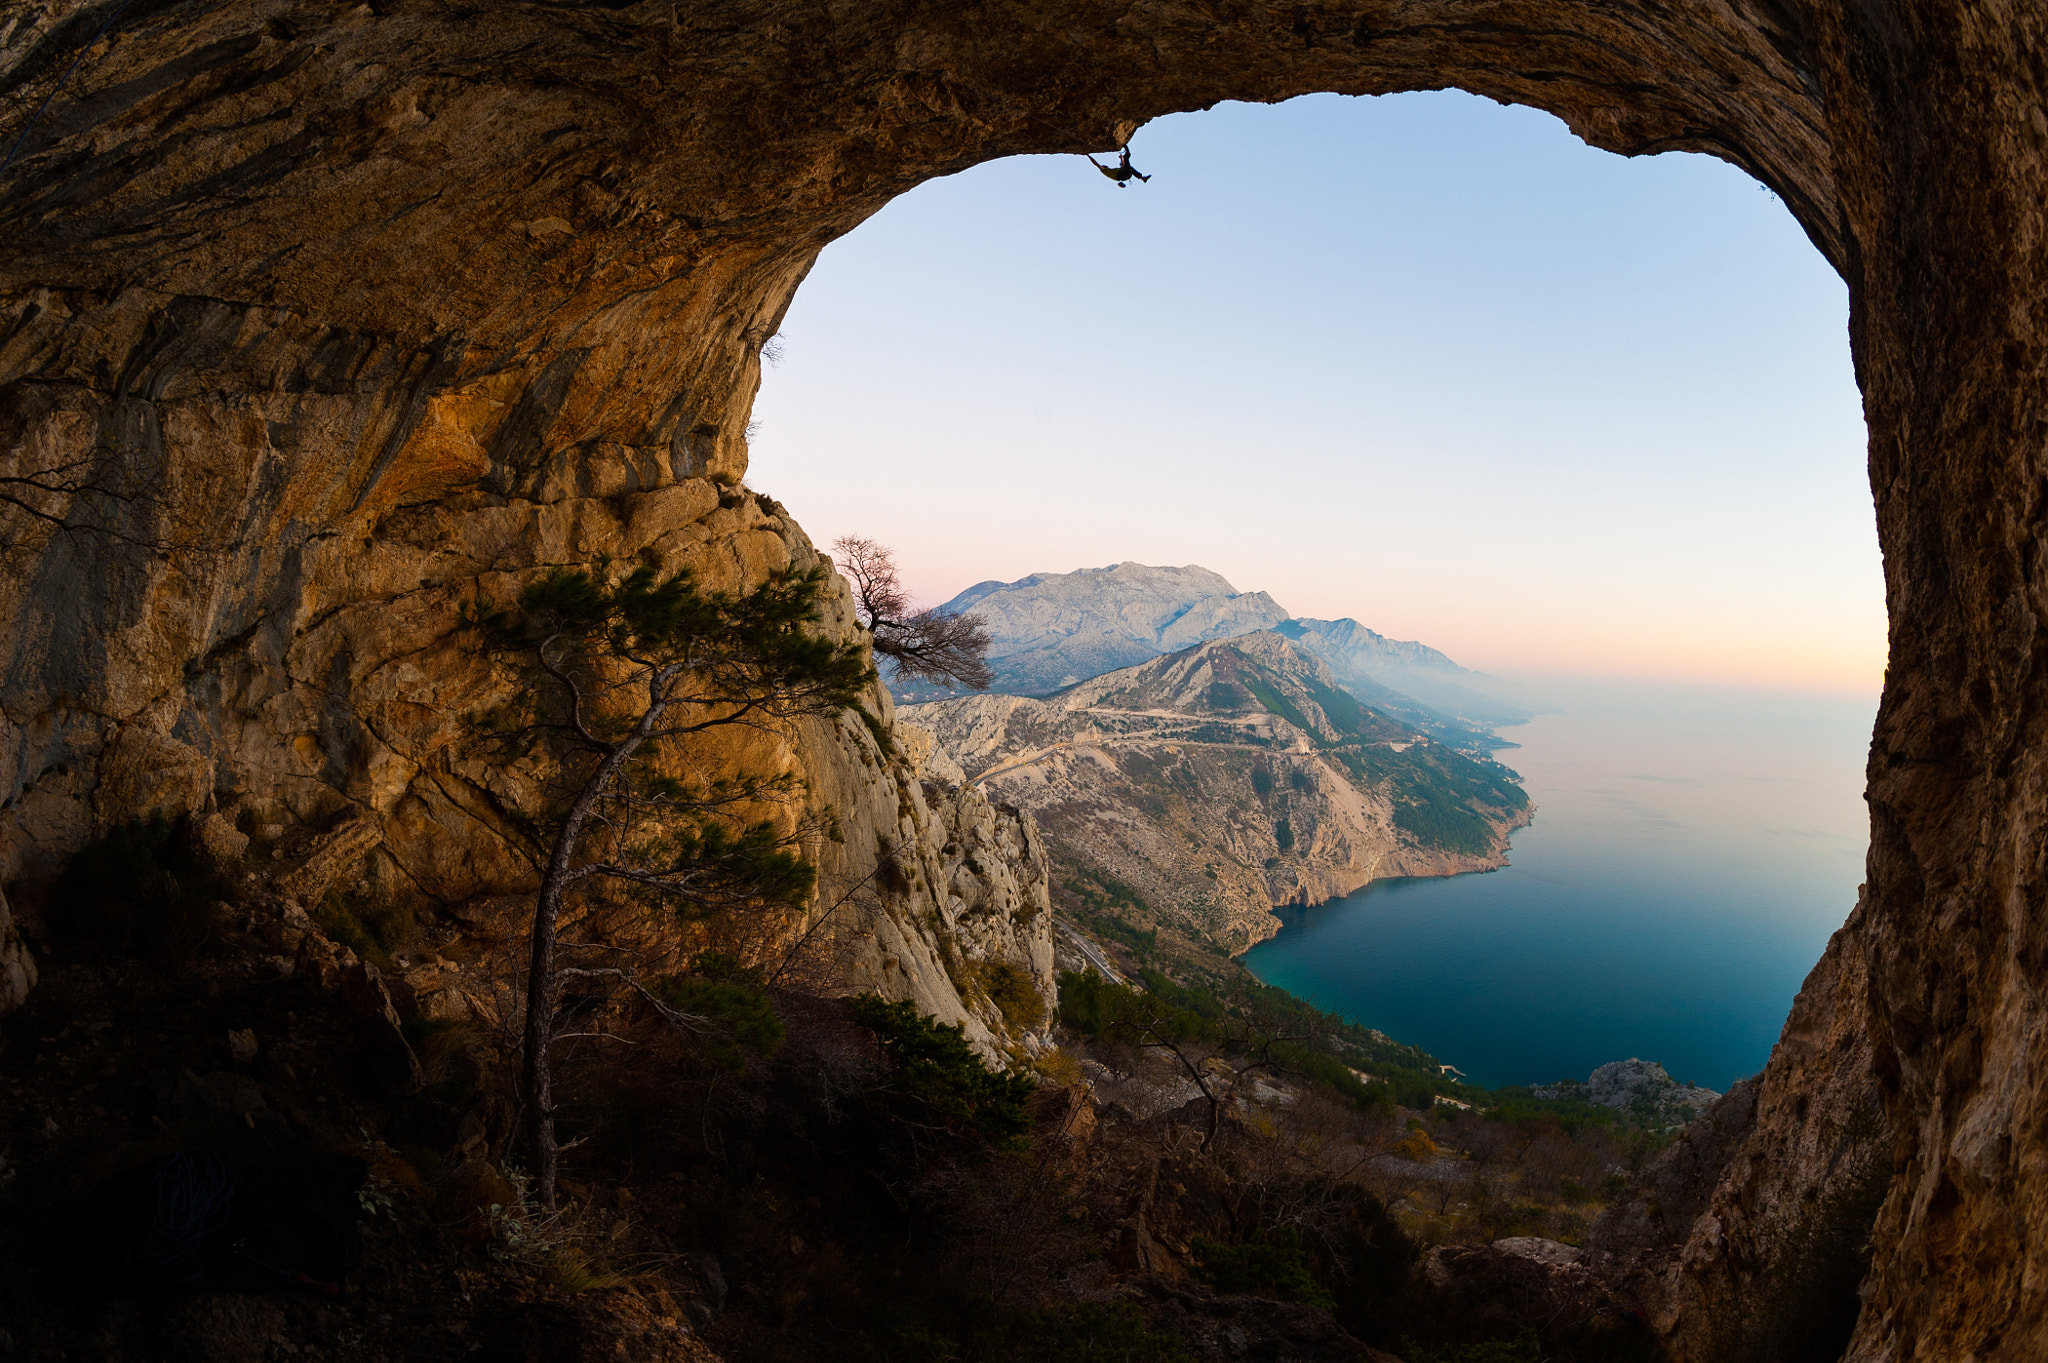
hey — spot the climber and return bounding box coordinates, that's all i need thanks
[1087,147,1151,188]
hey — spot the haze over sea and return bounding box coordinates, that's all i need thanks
[1243,678,1875,1093]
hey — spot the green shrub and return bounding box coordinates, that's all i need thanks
[1401,1328,1542,1363]
[1061,967,1474,1112]
[1240,675,1314,733]
[399,1016,489,1087]
[854,704,897,757]
[970,959,1046,1031]
[850,996,1036,1152]
[655,975,786,1071]
[312,891,417,971]
[1009,1301,1187,1361]
[1076,910,1157,959]
[1191,1229,1335,1310]
[1391,796,1494,856]
[1057,970,1216,1046]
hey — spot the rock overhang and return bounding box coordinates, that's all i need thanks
[1,2,2044,1358]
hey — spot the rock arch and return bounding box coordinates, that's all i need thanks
[1,2,2043,1357]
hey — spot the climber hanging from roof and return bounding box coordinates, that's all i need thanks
[1087,145,1151,188]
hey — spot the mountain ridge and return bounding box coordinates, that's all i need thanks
[906,630,1531,959]
[897,560,1530,745]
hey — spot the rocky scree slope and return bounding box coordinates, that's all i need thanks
[0,1,2043,1356]
[908,632,1530,955]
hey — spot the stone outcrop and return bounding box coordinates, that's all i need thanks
[910,631,1529,953]
[0,412,1055,1047]
[1422,1237,1615,1339]
[0,884,34,1014]
[1533,1058,1722,1127]
[831,724,1060,1058]
[1587,1060,1716,1115]
[0,1,2044,1355]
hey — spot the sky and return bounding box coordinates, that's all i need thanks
[748,90,1884,696]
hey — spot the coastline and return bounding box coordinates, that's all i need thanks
[1232,795,1538,955]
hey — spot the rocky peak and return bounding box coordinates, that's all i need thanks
[1278,619,1532,732]
[927,563,1291,696]
[1278,617,1461,671]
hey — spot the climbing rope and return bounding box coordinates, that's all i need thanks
[121,1151,242,1284]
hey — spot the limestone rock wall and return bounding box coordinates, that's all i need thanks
[832,724,1059,1058]
[0,350,1056,1049]
[0,1,2045,1355]
[1591,904,1888,1359]
[0,886,34,1014]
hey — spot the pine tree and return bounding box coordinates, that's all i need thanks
[465,559,871,1205]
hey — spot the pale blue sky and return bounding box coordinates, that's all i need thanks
[750,90,1882,693]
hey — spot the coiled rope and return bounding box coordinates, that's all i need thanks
[120,1151,241,1283]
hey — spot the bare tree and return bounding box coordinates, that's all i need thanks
[832,535,994,690]
[1092,994,1307,1153]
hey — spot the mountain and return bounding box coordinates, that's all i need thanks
[900,562,1291,698]
[904,632,1531,958]
[1277,618,1535,732]
[886,561,1529,749]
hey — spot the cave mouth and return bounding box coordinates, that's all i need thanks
[749,90,1881,1095]
[3,4,2037,1353]
[752,91,1878,695]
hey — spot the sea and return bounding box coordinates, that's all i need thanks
[1241,679,1876,1092]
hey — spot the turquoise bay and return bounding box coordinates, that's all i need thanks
[1241,680,1875,1092]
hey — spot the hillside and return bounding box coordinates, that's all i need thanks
[906,632,1531,960]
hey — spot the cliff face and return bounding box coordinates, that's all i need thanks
[0,443,1056,1056]
[1590,903,1888,1359]
[0,1,2045,1355]
[908,633,1529,954]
